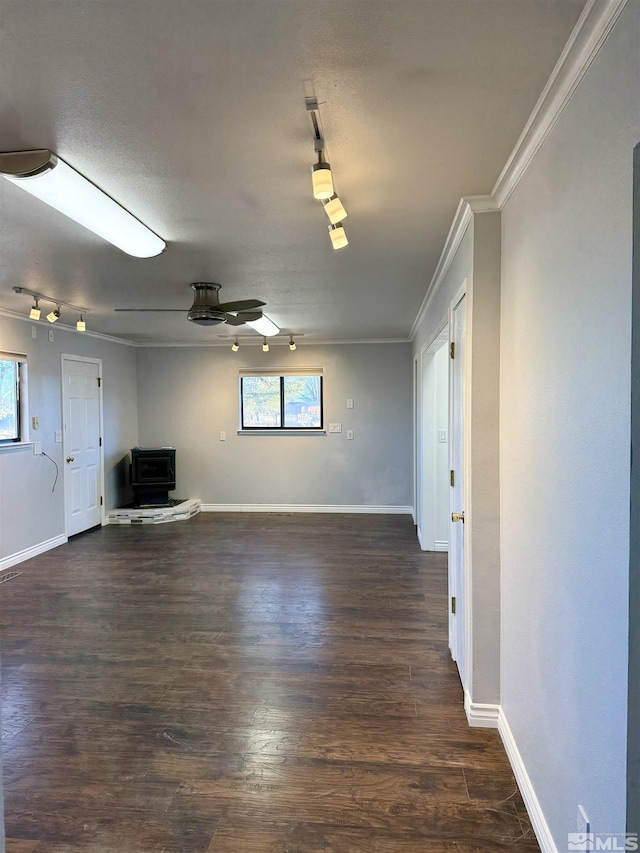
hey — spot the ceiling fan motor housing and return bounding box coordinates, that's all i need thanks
[188,282,226,325]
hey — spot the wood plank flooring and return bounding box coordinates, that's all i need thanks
[0,513,539,852]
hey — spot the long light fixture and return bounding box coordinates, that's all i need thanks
[0,149,166,258]
[247,314,280,336]
[13,286,89,332]
[306,99,348,249]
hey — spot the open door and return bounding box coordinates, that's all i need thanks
[62,355,104,536]
[449,289,467,687]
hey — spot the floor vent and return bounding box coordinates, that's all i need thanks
[0,571,22,586]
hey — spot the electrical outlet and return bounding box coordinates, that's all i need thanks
[347,429,354,440]
[31,416,39,430]
[48,329,54,342]
[328,423,342,433]
[219,431,226,441]
[33,442,42,455]
[347,399,354,409]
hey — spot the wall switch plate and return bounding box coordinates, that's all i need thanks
[219,430,226,441]
[347,399,354,409]
[54,430,62,443]
[577,805,590,837]
[31,326,37,339]
[328,423,342,433]
[439,430,447,443]
[31,416,39,430]
[33,442,42,455]
[48,329,54,342]
[347,429,354,440]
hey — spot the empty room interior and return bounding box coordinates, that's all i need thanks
[0,1,639,851]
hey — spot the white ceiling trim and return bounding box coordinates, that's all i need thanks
[411,0,628,342]
[492,0,630,207]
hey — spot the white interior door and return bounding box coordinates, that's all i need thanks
[449,292,467,687]
[62,357,102,536]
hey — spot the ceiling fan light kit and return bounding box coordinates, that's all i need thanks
[0,149,165,258]
[306,98,348,250]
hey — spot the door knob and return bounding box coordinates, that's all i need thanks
[451,511,465,523]
[66,456,75,463]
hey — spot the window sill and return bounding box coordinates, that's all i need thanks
[0,441,33,453]
[237,430,326,436]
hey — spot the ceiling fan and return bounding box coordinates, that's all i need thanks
[114,283,266,327]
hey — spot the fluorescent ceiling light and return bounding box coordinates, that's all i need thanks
[0,149,165,258]
[247,314,280,336]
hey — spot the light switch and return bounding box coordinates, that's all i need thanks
[31,326,37,339]
[328,423,342,433]
[54,431,62,443]
[219,431,226,441]
[48,329,54,342]
[439,430,447,443]
[33,442,42,455]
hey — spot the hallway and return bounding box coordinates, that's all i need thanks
[1,513,538,851]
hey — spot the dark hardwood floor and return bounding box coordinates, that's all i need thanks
[0,513,539,852]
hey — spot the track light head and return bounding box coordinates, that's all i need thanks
[262,337,269,353]
[322,194,347,225]
[328,223,348,250]
[77,315,86,332]
[30,299,41,320]
[289,336,296,351]
[231,337,239,352]
[47,306,61,323]
[312,156,334,200]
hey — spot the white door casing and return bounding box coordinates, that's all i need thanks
[449,289,467,687]
[62,356,103,536]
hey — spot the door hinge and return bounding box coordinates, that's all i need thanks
[98,377,102,387]
[100,496,103,506]
[450,342,455,359]
[451,596,456,614]
[99,437,102,447]
[450,469,455,487]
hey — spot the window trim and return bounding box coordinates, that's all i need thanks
[0,351,28,445]
[239,370,324,432]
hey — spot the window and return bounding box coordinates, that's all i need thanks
[0,353,25,443]
[240,370,323,430]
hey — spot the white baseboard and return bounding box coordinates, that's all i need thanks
[498,708,557,853]
[464,689,500,728]
[200,504,413,514]
[434,540,449,552]
[0,533,68,572]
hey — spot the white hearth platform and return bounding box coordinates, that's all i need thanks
[108,498,201,525]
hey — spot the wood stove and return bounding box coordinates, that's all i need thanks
[130,447,176,506]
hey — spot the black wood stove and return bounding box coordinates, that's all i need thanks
[130,447,176,506]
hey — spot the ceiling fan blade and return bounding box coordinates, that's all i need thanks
[225,311,263,326]
[114,308,187,312]
[217,299,265,312]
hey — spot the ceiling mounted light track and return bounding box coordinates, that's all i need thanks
[306,98,349,249]
[0,149,166,258]
[12,286,89,332]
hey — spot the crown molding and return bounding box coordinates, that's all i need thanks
[492,0,630,207]
[410,196,497,341]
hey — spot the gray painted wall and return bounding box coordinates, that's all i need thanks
[500,4,639,844]
[0,314,139,560]
[136,343,413,508]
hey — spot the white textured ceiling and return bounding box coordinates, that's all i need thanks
[0,0,586,344]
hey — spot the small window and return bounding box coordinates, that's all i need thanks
[0,356,23,443]
[240,372,323,430]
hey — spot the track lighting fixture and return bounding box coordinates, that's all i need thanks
[262,337,269,353]
[289,336,296,351]
[231,337,239,352]
[13,286,89,332]
[328,223,348,250]
[0,149,165,257]
[322,194,347,225]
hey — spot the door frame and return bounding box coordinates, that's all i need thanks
[61,354,106,533]
[418,324,449,551]
[448,279,472,688]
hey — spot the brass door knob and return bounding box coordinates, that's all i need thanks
[451,511,465,523]
[66,456,75,463]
